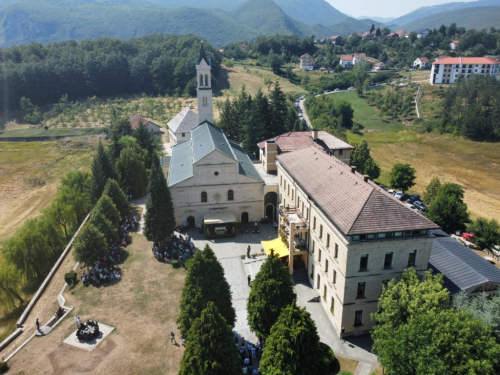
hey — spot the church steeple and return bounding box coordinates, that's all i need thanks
[196,41,213,124]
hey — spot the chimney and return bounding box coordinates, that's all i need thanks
[364,175,369,182]
[311,129,318,141]
[351,166,356,174]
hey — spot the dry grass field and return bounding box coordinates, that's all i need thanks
[6,233,186,375]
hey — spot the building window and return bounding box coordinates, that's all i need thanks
[312,240,315,254]
[384,252,393,269]
[381,280,389,294]
[357,282,366,298]
[326,234,330,248]
[199,74,204,87]
[205,74,209,87]
[287,186,290,196]
[319,225,323,238]
[203,97,208,106]
[280,175,282,186]
[201,191,207,202]
[182,133,185,137]
[313,217,316,230]
[330,297,335,315]
[333,270,337,284]
[318,250,322,262]
[228,190,234,201]
[317,274,320,289]
[338,149,344,156]
[408,250,417,267]
[334,243,338,259]
[354,310,363,326]
[359,254,369,271]
[325,259,329,273]
[292,190,294,201]
[323,285,327,300]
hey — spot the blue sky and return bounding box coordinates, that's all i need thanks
[327,0,476,18]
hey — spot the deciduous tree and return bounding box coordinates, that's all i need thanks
[179,302,241,375]
[422,177,441,205]
[389,163,416,191]
[116,146,148,199]
[73,224,107,267]
[350,140,380,180]
[467,217,500,250]
[247,252,296,338]
[427,192,470,234]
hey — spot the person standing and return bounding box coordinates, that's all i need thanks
[247,245,251,258]
[36,318,40,331]
[74,316,79,328]
[170,331,176,345]
[247,275,251,286]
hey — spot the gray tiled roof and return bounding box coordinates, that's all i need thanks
[167,107,199,134]
[229,141,263,181]
[168,122,263,186]
[167,141,193,186]
[192,121,236,163]
[429,231,500,294]
[277,147,439,236]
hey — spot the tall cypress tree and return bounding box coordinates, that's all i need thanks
[179,302,241,375]
[260,300,335,375]
[93,194,121,226]
[268,81,288,137]
[247,252,295,338]
[103,179,129,218]
[116,146,148,199]
[177,244,236,335]
[86,141,118,209]
[143,154,175,246]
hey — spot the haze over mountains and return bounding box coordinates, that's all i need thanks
[0,0,498,47]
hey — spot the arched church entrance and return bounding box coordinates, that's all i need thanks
[187,216,195,227]
[241,212,249,224]
[264,192,278,222]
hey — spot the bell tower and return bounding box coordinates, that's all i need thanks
[196,42,213,124]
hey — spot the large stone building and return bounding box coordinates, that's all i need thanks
[167,44,265,228]
[275,147,439,336]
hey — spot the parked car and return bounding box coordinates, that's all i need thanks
[394,191,404,200]
[462,233,474,241]
[347,87,355,90]
[299,95,306,100]
[413,201,427,211]
[493,245,500,257]
[334,88,340,92]
[325,89,331,93]
[378,184,387,190]
[405,203,416,210]
[388,189,395,195]
[408,194,421,203]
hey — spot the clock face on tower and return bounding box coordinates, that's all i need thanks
[214,193,221,201]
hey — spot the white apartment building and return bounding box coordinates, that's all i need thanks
[430,56,500,84]
[276,147,439,336]
[300,53,316,70]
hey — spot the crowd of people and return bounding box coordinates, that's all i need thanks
[152,232,196,265]
[237,335,264,374]
[81,215,138,287]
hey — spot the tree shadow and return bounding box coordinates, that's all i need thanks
[214,67,231,97]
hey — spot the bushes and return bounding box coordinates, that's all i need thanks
[171,259,180,268]
[64,271,77,286]
[318,342,336,374]
[0,361,9,373]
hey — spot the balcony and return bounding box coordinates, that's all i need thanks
[280,208,309,233]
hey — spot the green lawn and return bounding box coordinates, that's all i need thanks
[0,127,105,138]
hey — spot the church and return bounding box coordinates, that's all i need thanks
[167,44,265,231]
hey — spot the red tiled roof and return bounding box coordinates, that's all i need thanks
[340,55,353,61]
[330,35,340,39]
[362,32,371,37]
[387,33,396,37]
[257,131,353,153]
[300,53,312,59]
[452,40,460,44]
[417,57,429,62]
[395,30,405,35]
[129,115,159,130]
[277,147,439,236]
[374,62,384,66]
[432,57,500,65]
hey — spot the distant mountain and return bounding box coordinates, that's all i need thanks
[358,16,395,23]
[0,0,383,47]
[400,6,500,32]
[390,0,500,27]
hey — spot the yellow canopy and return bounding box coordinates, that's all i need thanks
[261,238,289,258]
[204,212,237,225]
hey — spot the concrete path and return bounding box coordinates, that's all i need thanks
[187,224,379,374]
[129,195,148,235]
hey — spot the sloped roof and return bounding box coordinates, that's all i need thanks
[451,40,460,44]
[257,131,354,153]
[300,53,312,58]
[167,107,199,134]
[417,57,429,62]
[432,57,500,65]
[340,55,353,61]
[129,115,160,131]
[169,121,263,186]
[160,156,171,168]
[276,147,439,236]
[330,35,341,39]
[429,231,500,294]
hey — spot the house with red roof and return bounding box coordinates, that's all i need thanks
[300,53,317,70]
[450,40,460,51]
[362,31,374,40]
[413,57,430,69]
[330,35,342,45]
[129,115,162,135]
[430,56,500,84]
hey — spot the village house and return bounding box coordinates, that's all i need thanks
[275,147,439,336]
[129,115,162,135]
[330,35,342,45]
[362,32,374,40]
[339,55,353,68]
[257,129,354,173]
[373,62,385,71]
[450,40,460,50]
[413,57,430,69]
[430,56,500,84]
[240,43,248,51]
[300,53,317,70]
[395,30,406,38]
[417,28,430,39]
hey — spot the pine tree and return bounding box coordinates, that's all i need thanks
[247,252,296,338]
[242,91,266,155]
[177,244,235,335]
[179,302,241,375]
[268,81,288,137]
[103,179,130,218]
[88,211,117,245]
[86,141,118,209]
[350,140,380,179]
[260,300,335,375]
[73,224,108,267]
[423,177,441,205]
[143,154,175,246]
[93,195,121,226]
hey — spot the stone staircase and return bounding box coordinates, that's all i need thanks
[293,269,310,285]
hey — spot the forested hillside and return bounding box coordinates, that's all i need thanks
[0,34,221,110]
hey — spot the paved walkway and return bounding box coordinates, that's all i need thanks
[187,223,379,375]
[129,196,148,235]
